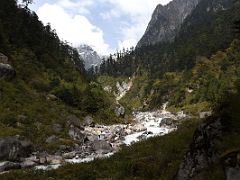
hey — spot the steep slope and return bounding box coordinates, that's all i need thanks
[77,44,102,70]
[0,0,119,154]
[137,0,200,48]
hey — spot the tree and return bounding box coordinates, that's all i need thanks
[22,0,33,8]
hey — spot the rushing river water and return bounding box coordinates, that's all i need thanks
[35,104,186,171]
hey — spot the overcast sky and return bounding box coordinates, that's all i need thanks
[29,0,172,55]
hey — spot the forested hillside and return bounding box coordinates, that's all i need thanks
[98,0,240,112]
[0,0,119,151]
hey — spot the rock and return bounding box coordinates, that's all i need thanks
[66,115,84,130]
[0,161,21,172]
[176,118,222,180]
[137,0,200,47]
[0,53,8,64]
[38,153,48,164]
[63,152,76,159]
[86,134,98,142]
[115,105,125,117]
[51,124,63,133]
[131,124,147,132]
[45,135,58,144]
[0,136,33,161]
[20,160,36,168]
[83,116,94,127]
[222,150,240,180]
[92,140,113,154]
[46,94,58,101]
[0,63,16,80]
[159,118,176,128]
[69,127,86,142]
[199,111,212,119]
[46,155,63,165]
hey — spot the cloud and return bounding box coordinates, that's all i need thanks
[58,0,94,14]
[34,0,172,54]
[37,2,111,55]
[118,39,137,50]
[101,0,172,49]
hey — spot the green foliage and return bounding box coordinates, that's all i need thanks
[0,0,120,151]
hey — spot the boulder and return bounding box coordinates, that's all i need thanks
[92,140,113,154]
[0,161,21,172]
[0,63,16,80]
[46,155,63,165]
[0,53,8,64]
[69,127,86,143]
[20,160,36,168]
[63,152,76,159]
[86,134,98,142]
[115,105,125,117]
[66,115,84,130]
[0,136,33,161]
[131,124,147,132]
[83,116,94,127]
[38,152,48,164]
[46,94,58,101]
[159,118,176,128]
[199,111,212,119]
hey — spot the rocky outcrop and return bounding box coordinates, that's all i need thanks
[115,105,125,117]
[159,118,177,128]
[137,0,200,48]
[222,150,240,180]
[66,115,84,130]
[0,53,15,79]
[175,118,222,180]
[0,63,15,79]
[92,140,113,154]
[83,116,94,127]
[0,136,33,161]
[0,161,21,172]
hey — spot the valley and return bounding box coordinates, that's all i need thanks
[0,0,240,179]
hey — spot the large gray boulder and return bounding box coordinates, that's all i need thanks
[0,63,16,80]
[66,115,84,130]
[92,140,113,154]
[0,136,33,161]
[83,116,94,127]
[0,161,21,172]
[68,126,86,143]
[115,105,125,117]
[159,118,176,128]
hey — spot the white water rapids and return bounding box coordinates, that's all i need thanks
[35,103,187,170]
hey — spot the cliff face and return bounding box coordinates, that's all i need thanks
[137,0,200,48]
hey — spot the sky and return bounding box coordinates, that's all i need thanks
[28,0,172,55]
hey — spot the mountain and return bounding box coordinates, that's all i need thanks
[137,0,200,48]
[77,44,102,70]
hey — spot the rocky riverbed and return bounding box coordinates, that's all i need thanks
[0,107,188,173]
